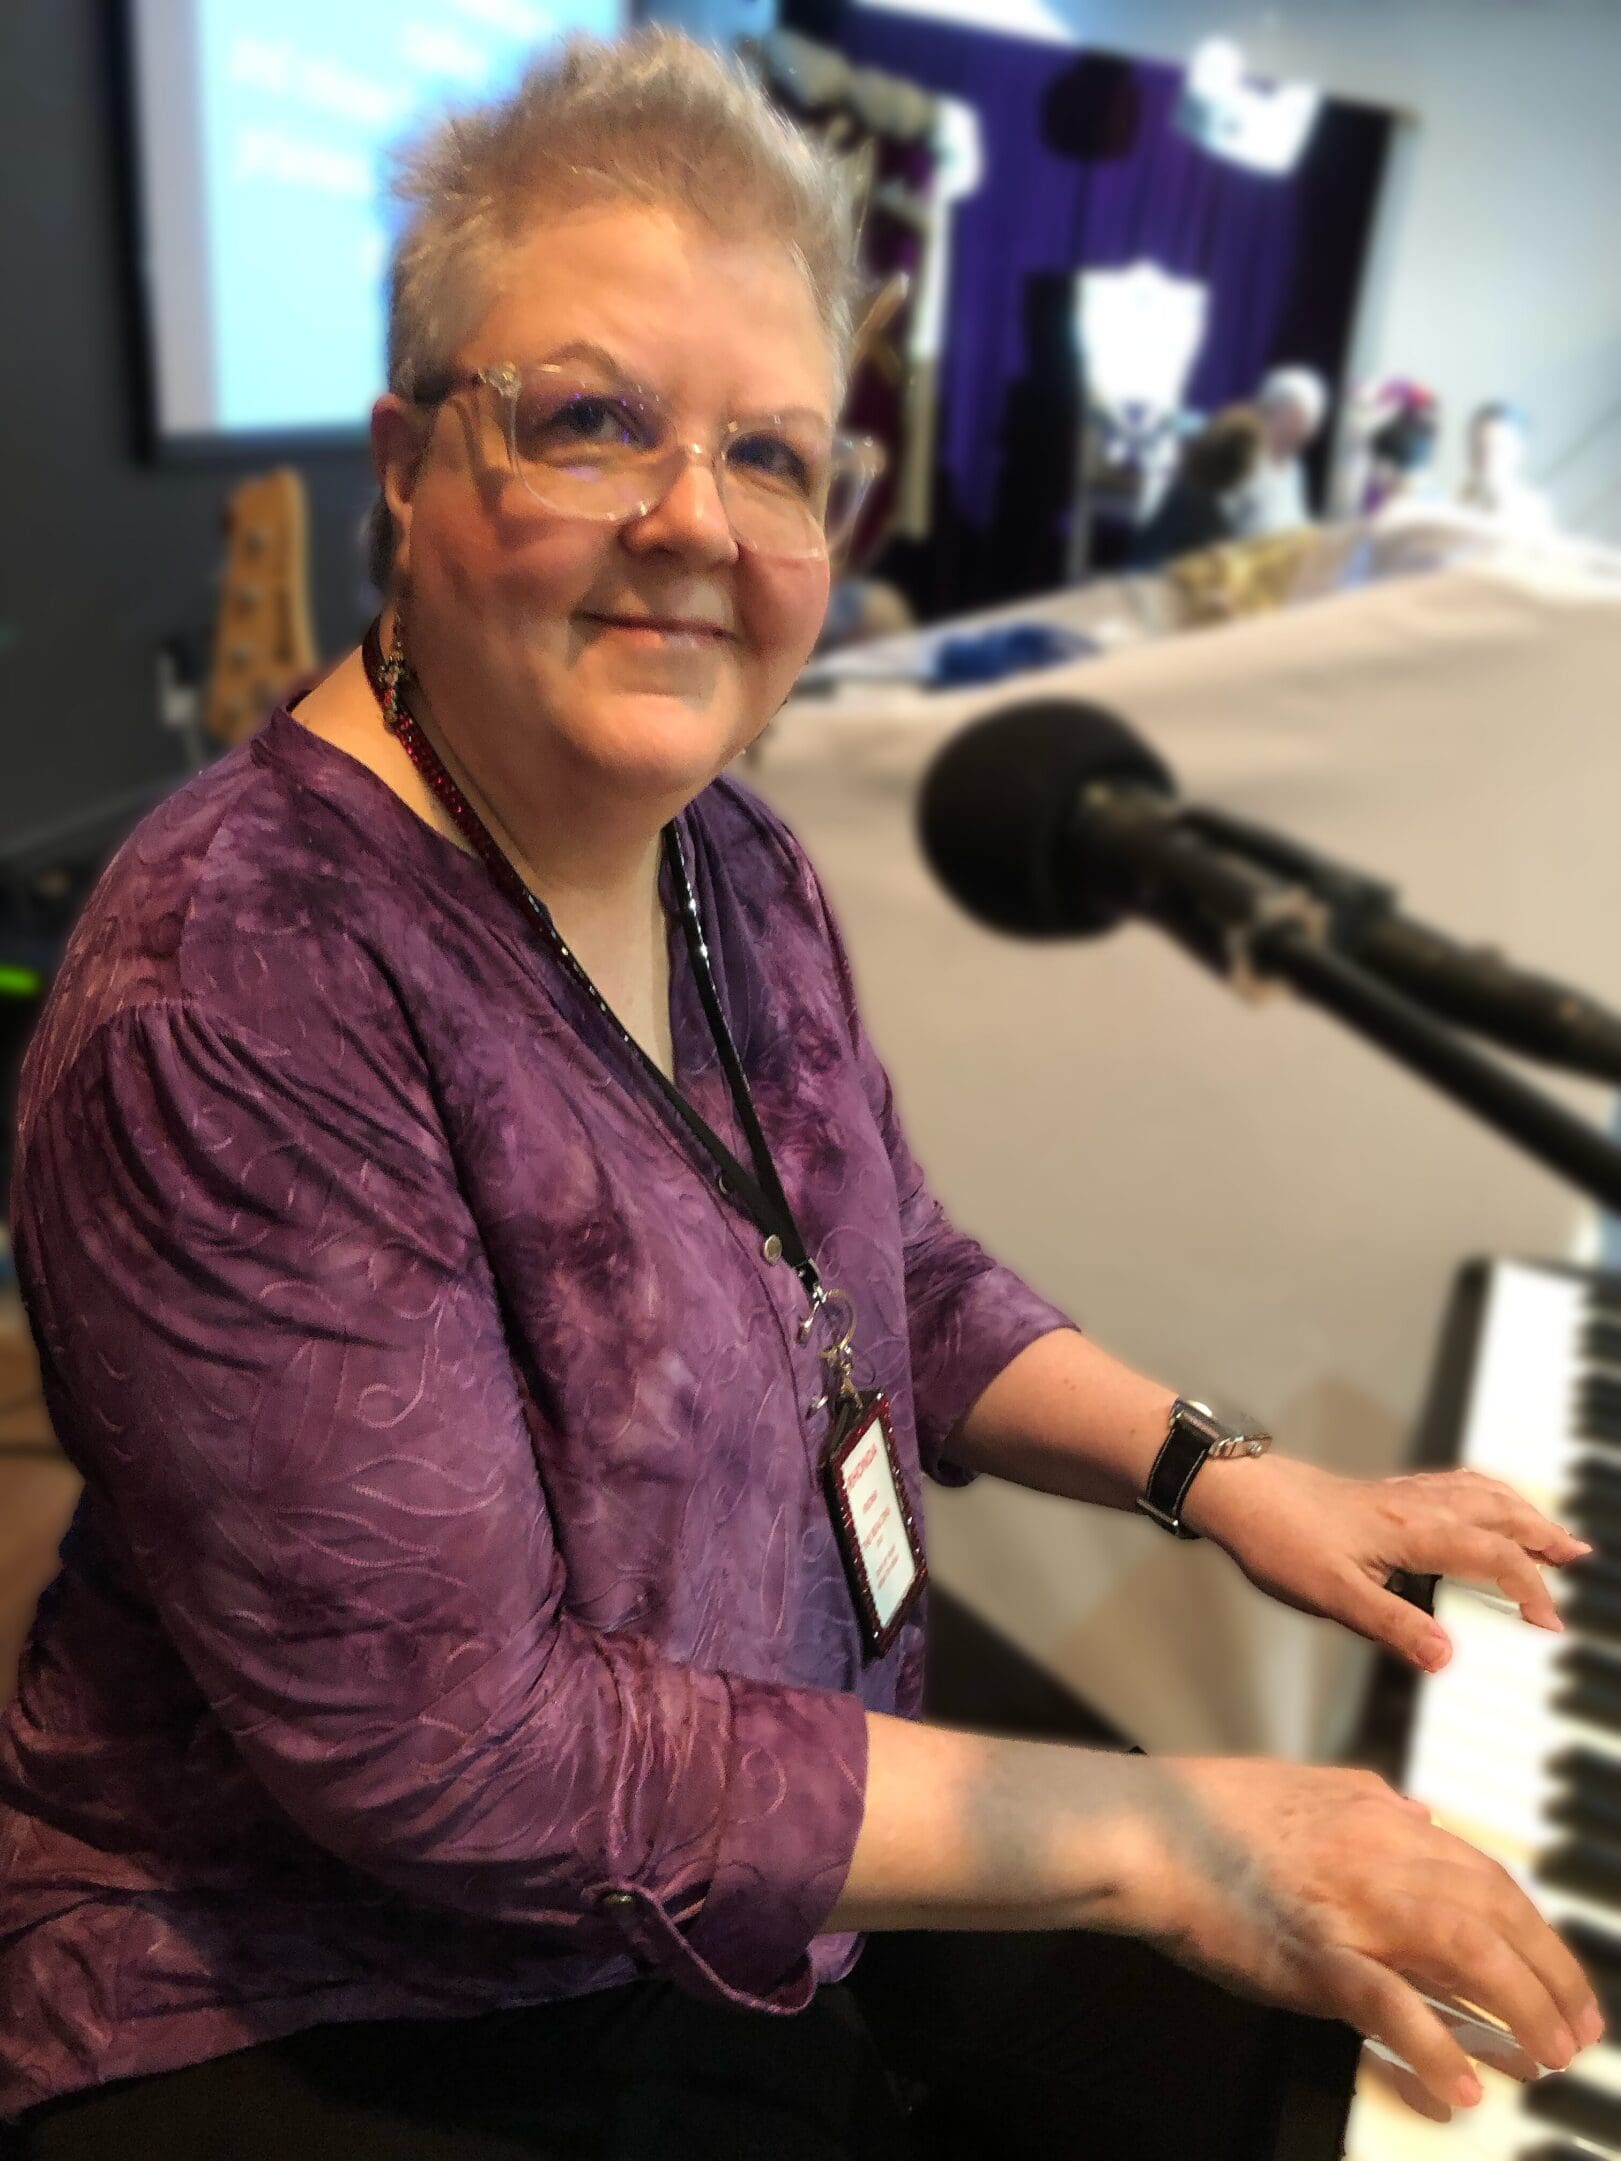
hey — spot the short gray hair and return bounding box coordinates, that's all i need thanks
[1257,366,1328,433]
[366,28,866,592]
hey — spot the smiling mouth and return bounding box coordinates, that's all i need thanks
[583,614,732,642]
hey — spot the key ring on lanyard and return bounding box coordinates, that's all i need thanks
[801,1285,860,1416]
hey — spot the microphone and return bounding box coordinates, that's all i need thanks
[917,698,1621,1213]
[918,699,1621,1081]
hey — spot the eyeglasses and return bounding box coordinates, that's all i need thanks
[416,361,886,562]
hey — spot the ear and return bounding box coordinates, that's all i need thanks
[371,393,430,589]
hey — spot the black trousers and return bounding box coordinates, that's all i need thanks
[9,1928,1344,2160]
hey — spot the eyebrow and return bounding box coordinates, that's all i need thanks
[529,340,834,430]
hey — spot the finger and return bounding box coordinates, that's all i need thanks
[1401,1911,1578,2075]
[1405,1524,1563,1632]
[1421,1852,1603,2050]
[1426,1471,1591,1564]
[1481,1873,1605,2047]
[1358,2045,1456,2125]
[1324,1946,1480,2116]
[1336,1574,1452,1671]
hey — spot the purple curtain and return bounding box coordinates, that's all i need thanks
[796,7,1393,615]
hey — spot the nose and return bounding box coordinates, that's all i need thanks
[621,447,740,566]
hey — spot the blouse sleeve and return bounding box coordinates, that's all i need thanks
[784,827,1080,1485]
[12,996,867,2014]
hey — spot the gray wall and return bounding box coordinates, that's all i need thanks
[0,3,382,849]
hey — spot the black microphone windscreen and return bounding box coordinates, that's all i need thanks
[917,700,1174,937]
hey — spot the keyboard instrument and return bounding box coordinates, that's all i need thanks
[1343,1257,1621,2159]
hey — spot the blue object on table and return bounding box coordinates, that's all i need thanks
[927,622,1097,688]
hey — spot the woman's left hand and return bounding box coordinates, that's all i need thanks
[1185,1454,1593,1671]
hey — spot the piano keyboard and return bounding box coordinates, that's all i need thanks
[1346,1259,1621,2159]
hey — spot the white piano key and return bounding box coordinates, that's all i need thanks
[1346,1262,1621,2157]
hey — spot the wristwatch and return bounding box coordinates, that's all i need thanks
[1136,1397,1272,1540]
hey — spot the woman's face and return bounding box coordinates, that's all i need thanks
[377,203,837,815]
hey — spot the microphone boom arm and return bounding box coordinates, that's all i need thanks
[1254,919,1621,1213]
[1082,792,1621,1212]
[1180,805,1621,1084]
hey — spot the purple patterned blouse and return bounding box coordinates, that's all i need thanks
[0,710,1073,2120]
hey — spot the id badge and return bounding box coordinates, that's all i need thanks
[823,1390,926,1659]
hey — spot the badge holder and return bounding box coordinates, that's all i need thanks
[814,1290,926,1660]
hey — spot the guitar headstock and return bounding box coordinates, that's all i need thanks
[205,469,318,748]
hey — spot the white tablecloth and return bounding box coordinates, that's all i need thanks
[750,551,1621,1758]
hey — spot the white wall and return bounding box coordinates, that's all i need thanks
[856,0,1621,534]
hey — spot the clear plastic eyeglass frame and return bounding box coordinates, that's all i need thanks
[417,361,886,563]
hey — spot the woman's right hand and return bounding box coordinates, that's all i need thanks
[831,1713,1600,2121]
[1132,1755,1603,2116]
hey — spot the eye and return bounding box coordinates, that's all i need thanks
[728,431,816,496]
[512,388,652,462]
[552,394,641,446]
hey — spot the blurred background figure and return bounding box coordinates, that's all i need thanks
[1232,365,1328,537]
[1131,403,1265,567]
[1354,379,1443,513]
[1459,399,1555,533]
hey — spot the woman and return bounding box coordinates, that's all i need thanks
[0,32,1599,2158]
[1131,405,1264,569]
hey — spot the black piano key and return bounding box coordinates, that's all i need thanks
[1566,1578,1621,1646]
[1549,1783,1621,1846]
[1590,1279,1621,1322]
[1553,1686,1621,1742]
[1524,2069,1621,2147]
[1550,1744,1621,1810]
[1552,1742,1621,1787]
[1572,1557,1621,1601]
[1553,1680,1621,1739]
[1564,1641,1621,1687]
[1522,2145,1608,2161]
[1587,1316,1621,1370]
[1539,1839,1621,1907]
[1575,1449,1621,1503]
[1553,1688,1621,1741]
[1569,1485,1621,1547]
[1557,1917,1621,2029]
[1579,1415,1621,1454]
[1570,1509,1621,1564]
[1564,1642,1621,1711]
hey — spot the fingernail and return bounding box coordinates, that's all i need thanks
[1423,1635,1451,1670]
[1580,2002,1605,2047]
[1548,2025,1576,2068]
[1573,1539,1596,1556]
[1456,2072,1483,2107]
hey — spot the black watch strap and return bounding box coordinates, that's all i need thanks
[1137,1399,1227,1540]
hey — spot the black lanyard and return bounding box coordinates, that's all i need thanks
[360,620,827,1316]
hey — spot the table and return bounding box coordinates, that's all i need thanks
[751,545,1621,1756]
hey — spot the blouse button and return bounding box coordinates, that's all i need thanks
[762,1233,783,1264]
[716,1172,732,1198]
[599,1890,635,1912]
